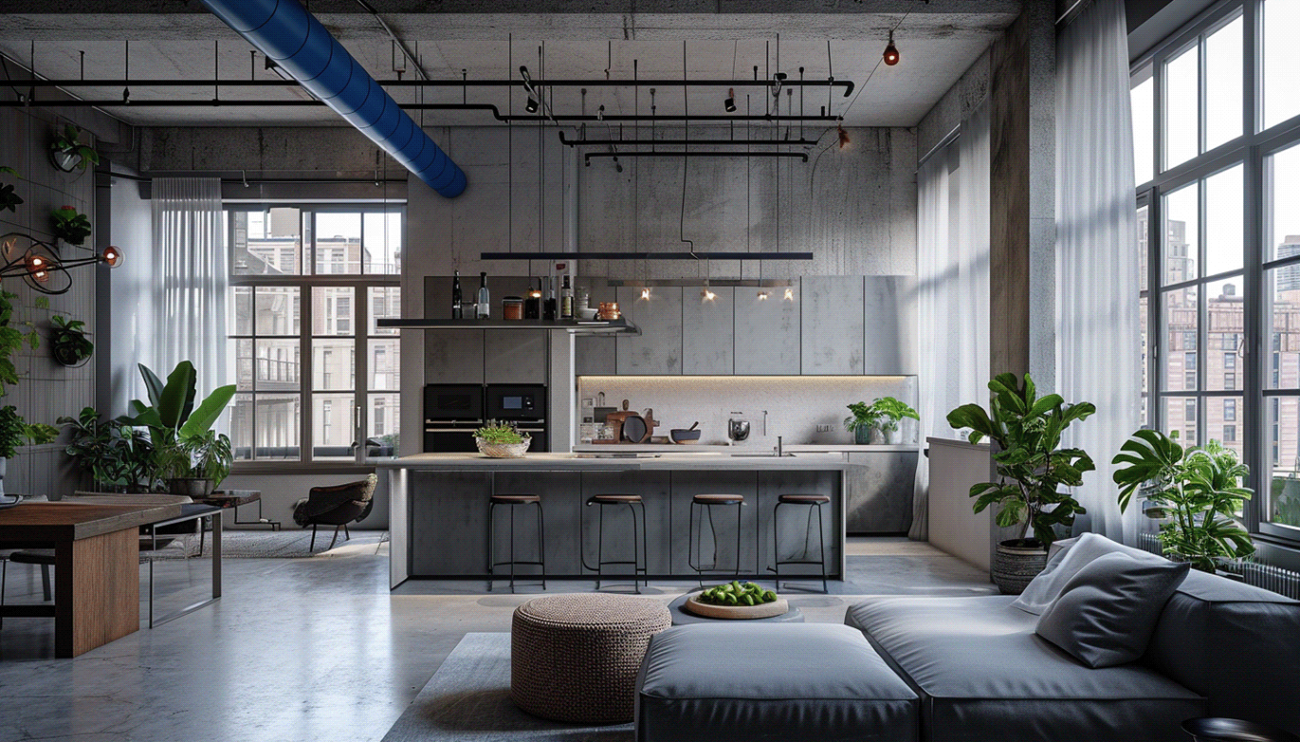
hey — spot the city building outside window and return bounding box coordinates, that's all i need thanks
[228,205,403,466]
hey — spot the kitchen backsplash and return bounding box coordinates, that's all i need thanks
[576,376,918,447]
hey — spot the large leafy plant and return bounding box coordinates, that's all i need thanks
[129,361,236,489]
[843,397,919,434]
[946,373,1095,547]
[51,206,92,246]
[0,405,57,459]
[58,406,153,492]
[1112,430,1255,572]
[0,291,43,398]
[49,124,100,172]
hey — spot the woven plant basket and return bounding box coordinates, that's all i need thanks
[475,436,531,458]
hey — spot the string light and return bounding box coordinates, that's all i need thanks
[883,31,900,66]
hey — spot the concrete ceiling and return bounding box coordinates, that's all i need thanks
[0,1,1018,129]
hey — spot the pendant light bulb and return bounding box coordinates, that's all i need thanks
[526,97,539,113]
[597,105,605,122]
[883,31,900,66]
[101,245,123,267]
[758,290,769,301]
[724,88,737,113]
[837,124,851,150]
[641,287,651,300]
[784,287,795,301]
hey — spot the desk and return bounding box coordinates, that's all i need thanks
[0,501,181,657]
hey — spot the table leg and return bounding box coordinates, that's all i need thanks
[54,529,139,658]
[212,510,222,598]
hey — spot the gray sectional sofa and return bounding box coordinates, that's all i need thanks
[634,534,1300,742]
[846,536,1300,741]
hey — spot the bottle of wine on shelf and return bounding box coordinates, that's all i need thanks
[560,274,574,320]
[543,276,558,321]
[451,270,463,319]
[477,271,490,319]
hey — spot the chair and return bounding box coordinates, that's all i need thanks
[292,474,378,551]
[688,493,746,587]
[581,494,648,593]
[768,493,830,594]
[487,494,546,593]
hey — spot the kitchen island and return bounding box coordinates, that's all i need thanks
[380,453,849,588]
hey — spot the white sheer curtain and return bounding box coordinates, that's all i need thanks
[910,104,991,540]
[149,177,229,399]
[1056,0,1140,544]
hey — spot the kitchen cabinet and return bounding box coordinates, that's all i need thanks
[616,286,684,375]
[801,276,865,375]
[682,286,735,375]
[575,282,617,376]
[484,329,547,384]
[424,329,484,384]
[844,450,917,534]
[863,276,919,375]
[733,286,800,375]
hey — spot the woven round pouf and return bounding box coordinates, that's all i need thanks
[511,593,671,724]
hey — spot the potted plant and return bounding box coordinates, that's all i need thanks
[474,420,531,459]
[49,124,100,173]
[872,396,919,444]
[58,406,153,493]
[843,401,879,445]
[50,315,93,367]
[0,166,22,213]
[51,206,92,247]
[946,373,1095,594]
[0,405,58,504]
[128,361,236,496]
[1112,431,1255,573]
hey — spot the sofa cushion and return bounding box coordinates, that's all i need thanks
[1148,568,1300,734]
[1035,551,1190,667]
[635,623,917,742]
[1012,532,1169,615]
[846,595,1206,742]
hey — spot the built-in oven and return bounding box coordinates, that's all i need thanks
[423,384,485,452]
[486,384,548,452]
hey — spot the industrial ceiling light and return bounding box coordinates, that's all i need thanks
[525,97,539,113]
[1,232,122,295]
[883,31,900,66]
[597,105,605,121]
[838,124,851,150]
[724,88,736,113]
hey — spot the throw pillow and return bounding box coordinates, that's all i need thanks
[1035,551,1190,668]
[1012,532,1125,615]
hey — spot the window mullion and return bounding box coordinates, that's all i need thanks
[302,283,314,463]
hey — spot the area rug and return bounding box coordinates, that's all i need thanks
[381,633,633,742]
[149,530,390,560]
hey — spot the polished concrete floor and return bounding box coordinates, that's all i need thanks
[0,536,992,742]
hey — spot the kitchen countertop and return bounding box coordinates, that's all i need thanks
[377,452,851,471]
[571,443,920,454]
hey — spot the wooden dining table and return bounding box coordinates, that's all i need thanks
[0,501,182,657]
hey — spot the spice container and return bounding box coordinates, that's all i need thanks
[598,302,621,320]
[502,296,524,320]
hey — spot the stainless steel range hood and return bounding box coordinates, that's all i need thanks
[376,318,640,336]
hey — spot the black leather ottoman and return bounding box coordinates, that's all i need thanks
[634,623,918,742]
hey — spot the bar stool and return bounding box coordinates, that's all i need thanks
[488,494,546,593]
[689,493,746,587]
[581,494,647,593]
[769,494,829,594]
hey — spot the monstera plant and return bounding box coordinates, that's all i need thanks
[128,361,236,496]
[946,373,1095,594]
[1113,430,1255,573]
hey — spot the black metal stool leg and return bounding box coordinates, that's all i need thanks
[735,500,743,580]
[817,502,828,594]
[628,503,641,594]
[509,503,516,593]
[638,501,648,588]
[773,501,784,591]
[487,501,496,591]
[41,564,51,602]
[310,524,318,552]
[535,501,546,590]
[596,502,605,590]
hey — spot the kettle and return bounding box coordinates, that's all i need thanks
[727,417,751,444]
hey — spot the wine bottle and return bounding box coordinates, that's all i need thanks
[451,270,463,319]
[543,276,557,321]
[477,271,490,319]
[560,274,574,320]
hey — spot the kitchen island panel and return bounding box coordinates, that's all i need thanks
[579,471,672,576]
[409,471,493,576]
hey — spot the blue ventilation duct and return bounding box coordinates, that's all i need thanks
[201,0,467,198]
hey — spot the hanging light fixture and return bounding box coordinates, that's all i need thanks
[883,31,900,66]
[724,88,736,113]
[1,233,122,295]
[525,96,539,113]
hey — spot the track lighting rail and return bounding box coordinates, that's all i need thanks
[557,132,819,148]
[583,151,808,165]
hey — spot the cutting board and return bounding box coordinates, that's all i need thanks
[683,595,790,620]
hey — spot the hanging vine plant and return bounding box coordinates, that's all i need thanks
[50,315,93,367]
[49,124,100,173]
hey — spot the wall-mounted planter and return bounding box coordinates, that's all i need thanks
[50,316,93,367]
[49,125,99,175]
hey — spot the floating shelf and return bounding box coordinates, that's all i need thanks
[375,317,641,336]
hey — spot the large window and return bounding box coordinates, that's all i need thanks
[1135,0,1300,541]
[228,205,403,465]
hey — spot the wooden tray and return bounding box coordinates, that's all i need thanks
[683,594,790,620]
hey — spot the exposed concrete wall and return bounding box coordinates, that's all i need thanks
[0,91,99,496]
[916,48,993,162]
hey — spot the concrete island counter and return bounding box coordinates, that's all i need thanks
[380,453,849,588]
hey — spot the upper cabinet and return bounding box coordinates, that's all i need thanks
[682,286,735,375]
[734,285,801,375]
[801,276,865,375]
[862,276,918,375]
[616,286,684,375]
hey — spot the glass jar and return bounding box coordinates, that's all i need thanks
[502,296,524,320]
